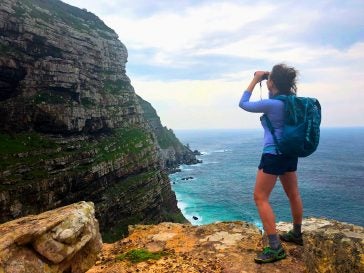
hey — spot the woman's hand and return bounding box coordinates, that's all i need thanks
[246,70,269,92]
[254,71,270,82]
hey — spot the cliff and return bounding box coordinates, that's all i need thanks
[0,0,192,242]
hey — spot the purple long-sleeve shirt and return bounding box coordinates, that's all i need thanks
[239,90,284,154]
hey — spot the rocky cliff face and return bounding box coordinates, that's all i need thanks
[138,95,201,172]
[0,0,190,241]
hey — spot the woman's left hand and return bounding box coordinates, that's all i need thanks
[254,71,269,82]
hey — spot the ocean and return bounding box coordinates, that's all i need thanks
[169,128,364,229]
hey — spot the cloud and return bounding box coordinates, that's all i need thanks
[62,0,364,128]
[101,2,275,54]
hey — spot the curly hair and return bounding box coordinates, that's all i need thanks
[270,64,298,95]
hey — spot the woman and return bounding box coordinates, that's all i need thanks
[239,64,304,264]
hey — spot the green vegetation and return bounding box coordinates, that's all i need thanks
[157,127,179,149]
[0,43,23,57]
[105,171,157,198]
[102,214,144,243]
[103,79,131,94]
[20,0,113,33]
[14,6,26,17]
[0,43,9,55]
[116,249,167,263]
[0,133,56,183]
[80,97,97,108]
[33,92,69,104]
[137,95,181,150]
[0,133,54,155]
[163,213,188,223]
[91,128,150,164]
[0,127,154,189]
[29,8,53,24]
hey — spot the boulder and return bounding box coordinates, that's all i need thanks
[303,219,364,273]
[0,201,102,273]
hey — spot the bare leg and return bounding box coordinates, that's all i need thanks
[254,169,278,235]
[279,171,303,225]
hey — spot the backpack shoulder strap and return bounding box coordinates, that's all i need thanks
[262,114,281,154]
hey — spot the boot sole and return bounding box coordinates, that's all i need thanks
[254,252,287,264]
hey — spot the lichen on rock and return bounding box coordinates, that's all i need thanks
[87,218,364,273]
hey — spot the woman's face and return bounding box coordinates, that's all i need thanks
[266,76,278,95]
[266,78,273,91]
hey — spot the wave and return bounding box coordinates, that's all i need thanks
[204,161,219,164]
[176,199,203,225]
[213,149,231,153]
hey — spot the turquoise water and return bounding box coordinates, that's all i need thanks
[169,128,364,228]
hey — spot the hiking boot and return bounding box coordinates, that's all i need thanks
[254,246,286,264]
[280,230,303,246]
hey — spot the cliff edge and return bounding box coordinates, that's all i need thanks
[88,218,364,273]
[1,202,362,273]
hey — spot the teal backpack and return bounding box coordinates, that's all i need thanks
[263,95,321,157]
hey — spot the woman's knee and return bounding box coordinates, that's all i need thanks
[286,190,302,202]
[253,191,268,205]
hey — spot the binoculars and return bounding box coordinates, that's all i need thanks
[254,72,269,80]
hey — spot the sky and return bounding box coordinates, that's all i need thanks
[63,0,364,129]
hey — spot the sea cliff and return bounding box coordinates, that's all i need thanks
[0,0,195,241]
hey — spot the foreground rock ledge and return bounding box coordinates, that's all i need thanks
[87,221,305,273]
[88,218,363,273]
[0,201,102,273]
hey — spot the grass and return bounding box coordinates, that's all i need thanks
[157,128,180,149]
[80,97,97,108]
[33,91,69,104]
[116,249,167,263]
[103,79,131,94]
[163,213,188,223]
[20,0,113,34]
[102,214,144,243]
[104,171,158,198]
[0,127,153,186]
[0,133,54,155]
[92,128,151,164]
[14,6,26,17]
[0,43,24,57]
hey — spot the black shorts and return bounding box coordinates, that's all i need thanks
[258,153,298,175]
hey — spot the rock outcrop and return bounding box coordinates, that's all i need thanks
[0,201,102,273]
[303,219,364,273]
[87,218,364,273]
[87,221,305,273]
[0,0,190,242]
